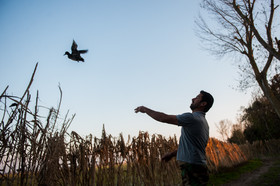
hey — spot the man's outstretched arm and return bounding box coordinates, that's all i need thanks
[134,106,178,125]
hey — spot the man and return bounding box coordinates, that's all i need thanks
[134,90,214,186]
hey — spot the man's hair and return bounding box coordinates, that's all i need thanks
[200,90,214,112]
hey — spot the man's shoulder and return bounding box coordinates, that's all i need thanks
[177,112,193,118]
[176,112,194,126]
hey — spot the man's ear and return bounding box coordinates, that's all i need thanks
[200,101,207,107]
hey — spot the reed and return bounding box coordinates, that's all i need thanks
[206,138,248,172]
[239,139,280,159]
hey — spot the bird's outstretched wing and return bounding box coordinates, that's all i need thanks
[79,49,88,54]
[71,40,78,52]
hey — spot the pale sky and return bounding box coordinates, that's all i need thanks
[0,0,252,140]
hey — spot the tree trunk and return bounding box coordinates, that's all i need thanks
[257,75,280,119]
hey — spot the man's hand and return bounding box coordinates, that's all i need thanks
[134,106,178,125]
[134,106,146,113]
[161,150,177,162]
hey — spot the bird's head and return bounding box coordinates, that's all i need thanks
[64,51,70,56]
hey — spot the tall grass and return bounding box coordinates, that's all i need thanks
[1,64,278,185]
[239,139,280,159]
[206,138,248,172]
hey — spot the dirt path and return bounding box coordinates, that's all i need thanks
[222,157,277,186]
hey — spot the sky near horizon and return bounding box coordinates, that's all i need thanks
[0,0,253,140]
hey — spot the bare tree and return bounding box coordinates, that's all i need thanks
[196,0,280,118]
[216,119,231,141]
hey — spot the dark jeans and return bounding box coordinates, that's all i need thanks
[180,163,209,186]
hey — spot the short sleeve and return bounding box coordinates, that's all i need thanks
[176,113,194,126]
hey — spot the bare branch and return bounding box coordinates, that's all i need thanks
[197,0,280,119]
[233,0,280,60]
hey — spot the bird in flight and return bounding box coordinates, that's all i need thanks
[64,40,88,62]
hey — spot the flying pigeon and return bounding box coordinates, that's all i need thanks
[64,40,88,62]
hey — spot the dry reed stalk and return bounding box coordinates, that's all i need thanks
[5,63,38,128]
[0,63,77,186]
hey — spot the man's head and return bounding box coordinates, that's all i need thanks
[190,90,214,112]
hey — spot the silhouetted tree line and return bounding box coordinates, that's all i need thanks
[229,74,280,144]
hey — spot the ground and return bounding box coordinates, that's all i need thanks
[223,157,280,186]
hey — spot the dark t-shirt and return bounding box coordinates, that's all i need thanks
[176,111,209,165]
